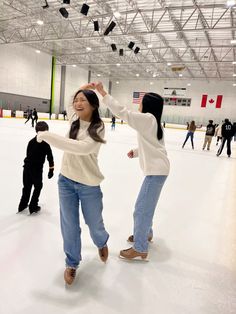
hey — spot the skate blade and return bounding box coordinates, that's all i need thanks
[119,255,149,262]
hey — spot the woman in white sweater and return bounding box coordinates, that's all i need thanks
[95,82,170,261]
[37,83,109,285]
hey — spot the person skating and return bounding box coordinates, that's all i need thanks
[36,83,109,285]
[202,120,215,150]
[32,108,38,127]
[215,121,223,145]
[216,118,234,157]
[182,121,200,149]
[95,82,169,261]
[24,109,33,125]
[18,121,54,214]
[111,116,116,130]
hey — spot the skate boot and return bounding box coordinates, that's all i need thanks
[64,267,76,285]
[119,247,148,261]
[98,245,108,262]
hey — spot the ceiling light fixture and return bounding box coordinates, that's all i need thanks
[86,47,91,51]
[147,44,153,48]
[116,81,120,84]
[233,83,236,86]
[136,73,140,77]
[134,47,140,54]
[93,21,99,31]
[104,21,116,36]
[111,44,117,51]
[36,50,41,54]
[231,39,236,44]
[37,20,44,25]
[59,7,69,18]
[72,64,77,67]
[113,11,121,18]
[116,63,120,66]
[128,41,135,49]
[226,0,235,7]
[42,0,49,9]
[80,3,90,16]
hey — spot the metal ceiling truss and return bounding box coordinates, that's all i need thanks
[0,0,235,80]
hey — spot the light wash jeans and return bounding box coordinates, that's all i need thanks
[133,175,167,253]
[58,174,109,268]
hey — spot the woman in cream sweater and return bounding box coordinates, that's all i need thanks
[37,83,109,285]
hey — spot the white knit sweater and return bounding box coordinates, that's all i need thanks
[102,94,170,176]
[37,103,105,186]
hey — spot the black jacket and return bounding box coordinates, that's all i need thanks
[205,123,215,136]
[32,110,38,119]
[24,136,54,170]
[221,122,234,138]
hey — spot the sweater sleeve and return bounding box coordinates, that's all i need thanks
[45,144,54,168]
[102,94,155,133]
[37,131,103,155]
[132,148,138,158]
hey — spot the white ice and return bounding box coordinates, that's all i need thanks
[0,118,236,314]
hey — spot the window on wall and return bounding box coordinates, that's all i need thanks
[164,97,191,107]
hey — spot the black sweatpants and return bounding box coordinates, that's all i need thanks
[217,137,232,156]
[19,167,43,212]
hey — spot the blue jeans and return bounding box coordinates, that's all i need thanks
[183,131,194,148]
[133,175,167,253]
[58,174,109,268]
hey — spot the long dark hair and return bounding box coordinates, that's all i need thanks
[69,89,105,143]
[142,92,164,140]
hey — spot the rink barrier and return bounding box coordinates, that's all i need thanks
[3,109,11,118]
[0,112,206,131]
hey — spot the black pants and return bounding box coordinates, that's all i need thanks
[217,137,232,156]
[19,167,43,212]
[32,117,38,127]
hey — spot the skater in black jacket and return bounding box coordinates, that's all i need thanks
[202,120,215,150]
[216,119,234,157]
[24,109,33,125]
[32,108,38,127]
[18,121,54,214]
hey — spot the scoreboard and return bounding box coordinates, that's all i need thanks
[164,97,191,107]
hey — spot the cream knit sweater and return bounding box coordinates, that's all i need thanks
[102,94,170,176]
[37,103,105,186]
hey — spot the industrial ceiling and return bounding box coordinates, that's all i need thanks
[0,0,236,81]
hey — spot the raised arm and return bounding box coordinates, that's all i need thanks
[95,82,155,133]
[37,130,104,155]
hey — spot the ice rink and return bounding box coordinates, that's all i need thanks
[0,118,236,314]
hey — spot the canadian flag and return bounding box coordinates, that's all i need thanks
[201,94,223,108]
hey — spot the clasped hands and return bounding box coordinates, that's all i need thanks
[81,82,107,97]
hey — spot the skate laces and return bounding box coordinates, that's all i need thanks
[67,268,76,277]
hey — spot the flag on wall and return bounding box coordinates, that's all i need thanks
[201,94,223,108]
[133,92,146,104]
